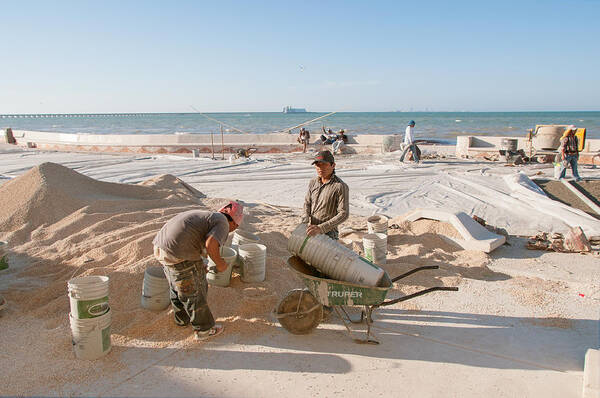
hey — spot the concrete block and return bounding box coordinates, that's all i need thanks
[402,208,506,253]
[583,349,600,398]
[564,226,592,252]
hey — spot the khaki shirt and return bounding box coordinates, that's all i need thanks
[302,174,349,233]
[153,210,229,263]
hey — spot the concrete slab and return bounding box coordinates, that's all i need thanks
[402,208,506,252]
[72,325,584,398]
[583,349,600,398]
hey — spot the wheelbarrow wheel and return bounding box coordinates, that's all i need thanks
[276,289,322,335]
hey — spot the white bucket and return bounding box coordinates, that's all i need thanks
[206,246,238,287]
[363,233,387,265]
[69,308,112,360]
[232,230,261,246]
[288,224,384,286]
[238,243,267,283]
[231,230,261,271]
[367,215,388,235]
[68,276,110,320]
[553,163,562,179]
[141,266,170,311]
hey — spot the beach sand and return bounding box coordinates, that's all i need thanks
[0,145,598,397]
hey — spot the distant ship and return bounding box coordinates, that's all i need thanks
[283,106,307,113]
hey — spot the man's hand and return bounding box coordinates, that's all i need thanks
[206,236,228,273]
[306,224,322,237]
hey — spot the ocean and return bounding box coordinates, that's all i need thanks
[1,111,598,143]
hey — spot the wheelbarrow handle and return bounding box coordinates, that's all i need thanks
[391,265,439,282]
[377,286,459,307]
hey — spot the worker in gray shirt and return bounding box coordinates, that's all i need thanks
[302,150,350,240]
[153,201,244,340]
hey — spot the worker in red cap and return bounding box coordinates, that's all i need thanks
[302,150,349,240]
[153,201,244,340]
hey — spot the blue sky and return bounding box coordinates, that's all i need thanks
[2,0,599,113]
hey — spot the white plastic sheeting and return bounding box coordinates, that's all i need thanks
[0,148,599,237]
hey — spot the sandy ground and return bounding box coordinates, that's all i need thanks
[0,144,599,397]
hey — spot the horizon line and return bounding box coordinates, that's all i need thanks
[1,110,600,116]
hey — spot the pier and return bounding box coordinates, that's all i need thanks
[0,113,146,118]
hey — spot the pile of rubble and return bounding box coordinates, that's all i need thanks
[526,226,597,253]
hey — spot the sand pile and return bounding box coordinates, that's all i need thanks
[0,163,303,395]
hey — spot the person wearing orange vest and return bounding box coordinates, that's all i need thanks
[558,125,582,181]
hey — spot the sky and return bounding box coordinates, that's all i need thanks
[2,0,599,113]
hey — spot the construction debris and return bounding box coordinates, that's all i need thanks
[564,226,592,253]
[527,227,592,253]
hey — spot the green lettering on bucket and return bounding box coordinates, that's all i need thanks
[102,325,111,352]
[77,296,109,319]
[0,255,7,271]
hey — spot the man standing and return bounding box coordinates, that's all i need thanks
[153,201,244,340]
[399,120,420,163]
[558,125,582,181]
[302,150,349,240]
[298,128,310,153]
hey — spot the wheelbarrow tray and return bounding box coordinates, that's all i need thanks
[287,256,392,307]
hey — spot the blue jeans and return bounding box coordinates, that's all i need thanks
[162,260,215,332]
[332,140,344,153]
[559,155,581,180]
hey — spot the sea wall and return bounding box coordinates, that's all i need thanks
[5,129,389,155]
[6,129,599,165]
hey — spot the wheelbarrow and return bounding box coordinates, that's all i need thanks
[275,256,458,344]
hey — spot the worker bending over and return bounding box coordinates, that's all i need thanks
[153,201,244,340]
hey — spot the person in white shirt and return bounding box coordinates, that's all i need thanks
[399,120,420,163]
